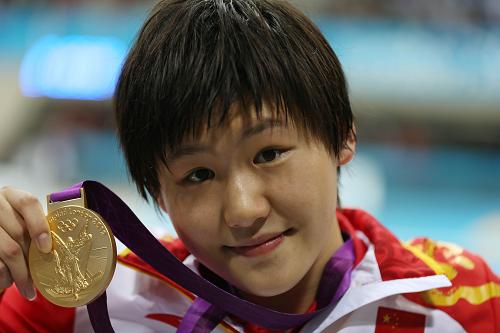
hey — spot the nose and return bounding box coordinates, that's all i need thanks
[222,171,270,228]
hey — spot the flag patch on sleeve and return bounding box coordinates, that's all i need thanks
[375,307,426,333]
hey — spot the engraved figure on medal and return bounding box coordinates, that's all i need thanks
[50,220,100,299]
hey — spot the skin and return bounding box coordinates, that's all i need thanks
[158,103,356,313]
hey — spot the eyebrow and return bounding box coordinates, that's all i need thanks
[166,119,284,163]
[166,144,213,163]
[241,119,284,141]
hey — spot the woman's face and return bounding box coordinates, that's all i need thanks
[157,104,355,300]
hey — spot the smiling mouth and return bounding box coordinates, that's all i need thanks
[227,229,293,257]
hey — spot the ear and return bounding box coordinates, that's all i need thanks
[338,125,356,166]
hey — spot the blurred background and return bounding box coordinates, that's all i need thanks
[0,0,499,272]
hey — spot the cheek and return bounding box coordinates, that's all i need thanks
[270,152,338,222]
[166,190,222,253]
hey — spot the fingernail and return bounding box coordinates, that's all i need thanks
[37,233,52,253]
[22,287,37,301]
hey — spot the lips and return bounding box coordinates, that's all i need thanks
[228,232,287,257]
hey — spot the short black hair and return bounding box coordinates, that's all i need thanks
[115,0,354,200]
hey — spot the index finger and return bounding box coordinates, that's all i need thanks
[2,188,52,253]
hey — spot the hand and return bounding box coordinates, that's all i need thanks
[0,187,52,301]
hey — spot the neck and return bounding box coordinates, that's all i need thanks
[238,222,345,314]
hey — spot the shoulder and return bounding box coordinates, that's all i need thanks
[332,210,499,332]
[405,237,499,285]
[403,237,500,333]
[338,208,438,280]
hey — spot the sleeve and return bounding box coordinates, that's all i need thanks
[0,286,75,333]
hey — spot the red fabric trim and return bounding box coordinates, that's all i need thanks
[117,237,195,300]
[339,208,436,280]
[145,313,183,328]
[336,210,367,266]
[0,287,75,333]
[160,238,190,262]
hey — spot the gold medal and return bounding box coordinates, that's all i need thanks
[29,190,116,307]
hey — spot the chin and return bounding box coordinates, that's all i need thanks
[232,270,300,297]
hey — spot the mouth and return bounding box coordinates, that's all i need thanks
[226,229,293,257]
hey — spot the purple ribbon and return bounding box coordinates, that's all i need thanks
[177,298,227,332]
[50,181,354,332]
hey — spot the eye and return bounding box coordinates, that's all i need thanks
[185,168,214,183]
[253,148,287,164]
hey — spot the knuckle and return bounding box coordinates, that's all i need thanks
[17,193,39,208]
[0,186,17,199]
[0,185,12,193]
[1,241,23,260]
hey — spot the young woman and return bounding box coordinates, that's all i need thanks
[1,1,498,332]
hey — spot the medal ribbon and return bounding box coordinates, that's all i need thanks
[50,181,354,332]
